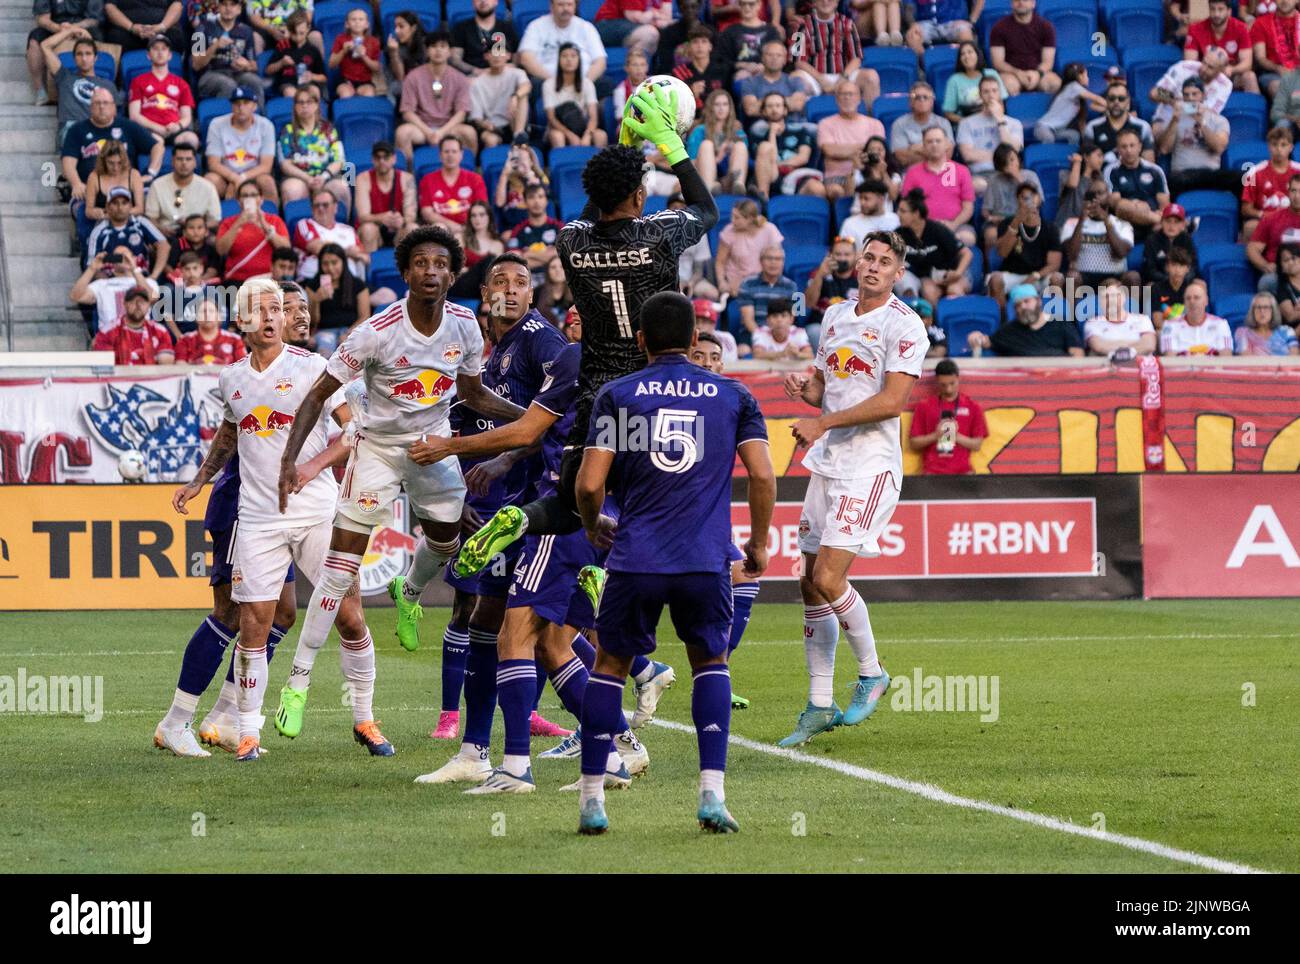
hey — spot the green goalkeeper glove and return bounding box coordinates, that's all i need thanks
[621,86,688,165]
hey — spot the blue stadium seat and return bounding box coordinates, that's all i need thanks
[605,47,628,87]
[923,45,958,97]
[1054,45,1118,94]
[1223,92,1269,143]
[380,0,439,37]
[977,0,1013,51]
[579,0,602,19]
[1180,190,1239,244]
[643,194,668,215]
[368,247,406,298]
[784,244,825,291]
[1127,240,1145,272]
[137,147,173,177]
[349,151,407,174]
[445,1,484,23]
[710,193,747,250]
[282,198,346,235]
[768,195,831,246]
[871,46,920,97]
[197,98,231,141]
[59,50,115,83]
[1125,46,1183,119]
[1047,10,1098,52]
[1007,92,1053,132]
[1222,140,1269,175]
[333,96,395,148]
[481,144,511,194]
[549,145,600,175]
[806,94,838,124]
[313,1,353,49]
[871,93,910,137]
[1199,243,1257,300]
[937,295,1001,356]
[834,194,854,229]
[118,49,181,88]
[966,245,984,292]
[265,96,294,132]
[1106,5,1164,48]
[1214,293,1256,331]
[412,144,475,181]
[513,0,552,35]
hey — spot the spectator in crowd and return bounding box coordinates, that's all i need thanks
[895,187,971,304]
[737,246,801,338]
[710,0,781,36]
[328,6,381,99]
[1157,76,1235,197]
[910,297,948,356]
[384,10,426,87]
[204,86,278,201]
[494,135,548,228]
[535,254,576,323]
[90,284,176,363]
[752,92,824,198]
[1034,63,1108,146]
[145,142,220,237]
[983,143,1043,249]
[1063,180,1134,289]
[28,0,102,106]
[719,0,782,82]
[271,247,298,281]
[450,0,518,77]
[157,249,220,337]
[716,197,783,297]
[469,41,530,149]
[817,79,883,201]
[969,284,1084,357]
[40,28,117,143]
[1103,129,1170,238]
[128,34,197,150]
[901,125,977,246]
[1159,279,1233,354]
[85,141,144,224]
[62,87,163,218]
[1236,292,1299,354]
[70,247,159,333]
[293,188,367,280]
[1149,49,1231,140]
[1185,0,1257,93]
[215,177,290,282]
[562,305,581,343]
[789,0,879,106]
[1057,143,1106,228]
[905,0,971,55]
[988,0,1061,96]
[594,0,671,55]
[103,0,183,52]
[397,30,478,163]
[417,135,487,230]
[166,212,221,280]
[277,84,348,209]
[1084,278,1156,356]
[989,180,1062,305]
[688,90,749,195]
[738,39,809,128]
[956,75,1022,192]
[306,242,370,349]
[839,179,900,246]
[894,80,952,168]
[244,0,317,51]
[1277,242,1300,324]
[654,0,710,76]
[1270,69,1300,138]
[612,44,649,117]
[1251,0,1299,97]
[693,298,739,361]
[267,10,327,99]
[505,182,563,285]
[454,199,504,295]
[751,298,812,360]
[194,0,262,105]
[543,42,607,147]
[88,186,169,279]
[662,192,715,299]
[1248,173,1300,290]
[908,359,987,475]
[1151,245,1193,326]
[942,40,1005,124]
[1084,83,1156,165]
[518,0,608,96]
[1139,202,1198,285]
[174,298,245,363]
[849,0,903,47]
[673,25,728,112]
[355,140,417,252]
[806,236,860,327]
[1250,130,1300,243]
[863,133,902,201]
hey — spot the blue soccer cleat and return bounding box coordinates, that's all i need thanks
[464,767,537,794]
[841,670,891,726]
[578,797,609,835]
[539,728,582,760]
[776,702,844,748]
[697,791,739,833]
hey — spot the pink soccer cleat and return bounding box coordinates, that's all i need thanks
[529,710,573,738]
[430,710,460,740]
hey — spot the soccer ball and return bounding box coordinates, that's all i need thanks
[627,75,696,138]
[117,450,147,482]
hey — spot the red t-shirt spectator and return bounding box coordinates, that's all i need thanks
[1251,206,1300,263]
[989,14,1057,72]
[1241,159,1300,216]
[705,0,776,31]
[175,329,246,364]
[129,70,195,128]
[217,212,291,282]
[418,169,487,225]
[1249,11,1300,71]
[910,392,987,475]
[92,321,175,365]
[1185,16,1252,65]
[332,33,381,85]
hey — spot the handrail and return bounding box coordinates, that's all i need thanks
[0,205,12,353]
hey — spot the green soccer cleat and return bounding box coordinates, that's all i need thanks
[697,791,740,833]
[730,692,750,710]
[577,565,606,615]
[274,685,308,739]
[776,702,844,748]
[387,575,424,652]
[454,506,526,578]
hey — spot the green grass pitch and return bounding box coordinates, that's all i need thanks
[0,600,1295,873]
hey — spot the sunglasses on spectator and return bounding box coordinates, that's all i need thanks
[1106,94,1129,102]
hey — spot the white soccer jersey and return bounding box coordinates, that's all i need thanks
[1159,315,1233,356]
[220,345,343,531]
[325,298,483,445]
[803,296,929,481]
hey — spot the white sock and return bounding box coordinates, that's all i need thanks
[207,679,238,720]
[459,741,489,762]
[804,604,839,707]
[831,587,881,677]
[402,536,459,601]
[606,745,623,774]
[234,642,268,740]
[339,630,375,724]
[502,754,531,777]
[287,629,326,692]
[162,689,199,729]
[579,773,605,807]
[632,661,656,685]
[299,549,362,656]
[700,768,725,802]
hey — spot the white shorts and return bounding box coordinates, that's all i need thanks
[232,521,331,603]
[337,434,466,529]
[798,470,900,558]
[914,20,970,45]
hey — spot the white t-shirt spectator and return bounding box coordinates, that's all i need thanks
[1159,315,1233,355]
[679,233,711,288]
[470,66,529,131]
[752,324,811,357]
[1061,216,1135,277]
[88,276,161,332]
[519,14,606,78]
[1084,312,1155,349]
[542,76,598,112]
[292,218,365,280]
[708,328,740,363]
[206,114,277,176]
[839,210,901,248]
[1169,110,1230,173]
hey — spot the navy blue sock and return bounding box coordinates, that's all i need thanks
[176,615,236,696]
[630,654,652,678]
[221,623,284,684]
[441,622,469,712]
[532,660,547,712]
[580,672,625,776]
[571,632,596,669]
[496,658,535,759]
[729,583,759,654]
[692,666,731,773]
[462,626,499,747]
[549,656,588,720]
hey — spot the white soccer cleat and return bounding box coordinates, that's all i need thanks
[414,748,492,785]
[559,761,633,792]
[464,767,536,794]
[154,721,211,758]
[197,714,239,753]
[631,661,676,728]
[616,730,649,776]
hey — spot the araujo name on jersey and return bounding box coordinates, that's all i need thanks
[634,380,718,398]
[567,247,654,271]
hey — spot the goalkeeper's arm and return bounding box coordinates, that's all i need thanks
[674,152,718,234]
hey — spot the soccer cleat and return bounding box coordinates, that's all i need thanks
[776,702,845,748]
[197,714,239,753]
[841,671,891,726]
[731,692,751,710]
[464,767,536,794]
[577,565,606,615]
[539,729,582,759]
[578,797,609,835]
[529,710,573,737]
[560,761,633,792]
[454,506,525,577]
[387,576,424,652]
[616,730,649,776]
[429,709,460,739]
[631,661,676,728]
[273,685,308,738]
[697,791,740,833]
[353,720,395,756]
[414,749,492,784]
[235,736,261,761]
[153,721,211,758]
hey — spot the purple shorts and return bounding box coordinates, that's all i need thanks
[596,569,734,659]
[507,529,601,628]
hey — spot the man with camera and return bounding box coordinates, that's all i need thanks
[908,359,986,475]
[1156,76,1238,198]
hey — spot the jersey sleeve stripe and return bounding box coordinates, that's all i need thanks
[369,301,404,331]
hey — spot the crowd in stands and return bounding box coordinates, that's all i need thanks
[27,0,1300,367]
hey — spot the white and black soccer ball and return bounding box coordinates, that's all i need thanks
[117,449,147,482]
[628,74,697,137]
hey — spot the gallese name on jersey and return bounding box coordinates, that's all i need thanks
[566,247,654,270]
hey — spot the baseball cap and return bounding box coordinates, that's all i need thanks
[107,185,132,201]
[692,298,719,321]
[1009,283,1038,305]
[230,86,257,102]
[371,140,394,157]
[124,285,152,302]
[149,34,171,49]
[1162,203,1187,220]
[564,305,580,327]
[906,297,933,318]
[1104,65,1124,82]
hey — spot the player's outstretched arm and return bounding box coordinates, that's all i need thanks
[408,402,557,465]
[455,372,527,424]
[738,438,776,577]
[792,371,918,448]
[279,371,343,511]
[173,420,237,514]
[294,432,352,491]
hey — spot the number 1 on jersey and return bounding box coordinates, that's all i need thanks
[601,279,634,339]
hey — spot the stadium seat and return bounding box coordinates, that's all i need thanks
[725,297,742,334]
[1223,93,1269,143]
[197,98,232,141]
[368,247,406,298]
[513,0,552,35]
[220,198,279,220]
[784,244,825,290]
[137,147,172,177]
[445,0,483,21]
[579,0,602,18]
[870,94,910,137]
[350,151,407,175]
[834,194,855,228]
[59,50,115,83]
[1006,92,1053,133]
[265,96,294,132]
[643,194,668,215]
[313,1,352,51]
[118,49,180,88]
[1222,140,1269,175]
[923,45,958,96]
[870,46,920,97]
[481,144,511,194]
[380,0,438,37]
[333,97,395,146]
[709,193,747,250]
[1127,241,1145,272]
[977,0,1013,51]
[549,145,600,176]
[606,47,628,87]
[1106,4,1165,48]
[937,295,1001,356]
[965,245,984,292]
[806,94,839,124]
[412,145,476,181]
[1025,144,1075,220]
[1214,293,1256,331]
[1123,45,1181,118]
[1045,10,1097,51]
[1179,190,1239,244]
[768,195,831,246]
[1199,243,1257,300]
[1053,45,1118,96]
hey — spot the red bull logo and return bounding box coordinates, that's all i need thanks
[389,370,455,405]
[237,405,295,438]
[825,348,875,380]
[274,378,293,396]
[443,344,463,364]
[356,491,380,513]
